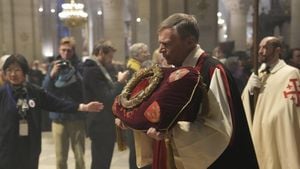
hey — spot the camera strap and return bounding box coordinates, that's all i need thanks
[88,56,114,88]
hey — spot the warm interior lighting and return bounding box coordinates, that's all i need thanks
[58,0,88,27]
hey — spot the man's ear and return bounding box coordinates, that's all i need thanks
[185,36,197,49]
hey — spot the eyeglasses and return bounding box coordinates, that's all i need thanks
[5,68,23,74]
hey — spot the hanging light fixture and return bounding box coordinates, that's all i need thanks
[58,0,88,27]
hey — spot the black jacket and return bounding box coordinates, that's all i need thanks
[82,59,124,138]
[0,83,79,169]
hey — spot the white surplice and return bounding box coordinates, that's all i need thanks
[242,60,300,169]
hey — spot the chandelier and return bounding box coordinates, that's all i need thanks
[58,0,88,27]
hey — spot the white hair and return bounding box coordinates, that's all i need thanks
[129,43,148,59]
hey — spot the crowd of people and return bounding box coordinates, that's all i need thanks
[0,12,299,169]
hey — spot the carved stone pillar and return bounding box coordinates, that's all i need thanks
[40,0,57,59]
[132,0,162,52]
[0,0,42,61]
[102,0,125,62]
[224,0,250,51]
[135,0,150,46]
[167,0,185,14]
[0,0,14,55]
[290,0,300,48]
[189,0,218,51]
[149,0,161,51]
[86,0,104,55]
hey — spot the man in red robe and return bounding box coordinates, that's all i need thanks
[117,13,258,169]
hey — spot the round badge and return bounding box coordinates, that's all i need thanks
[28,99,36,108]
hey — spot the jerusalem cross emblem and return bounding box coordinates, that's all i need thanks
[283,78,300,106]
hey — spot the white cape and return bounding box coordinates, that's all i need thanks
[242,60,300,169]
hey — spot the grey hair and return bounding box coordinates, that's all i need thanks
[129,43,149,59]
[158,13,199,42]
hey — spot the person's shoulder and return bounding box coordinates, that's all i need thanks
[82,59,98,67]
[206,55,224,65]
[127,58,141,72]
[201,55,226,70]
[285,63,299,70]
[284,64,300,75]
[26,83,44,93]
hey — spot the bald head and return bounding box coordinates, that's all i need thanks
[258,36,282,65]
[262,36,282,49]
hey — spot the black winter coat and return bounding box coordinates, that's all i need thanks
[0,83,79,169]
[82,59,124,138]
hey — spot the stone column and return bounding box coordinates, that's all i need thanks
[167,0,185,14]
[40,0,57,59]
[0,0,16,55]
[86,0,104,55]
[0,0,14,55]
[0,0,41,62]
[135,0,150,46]
[189,0,218,51]
[148,0,168,52]
[225,0,250,51]
[102,0,125,62]
[149,0,160,52]
[132,0,162,53]
[290,0,300,48]
[32,0,42,60]
[122,0,134,60]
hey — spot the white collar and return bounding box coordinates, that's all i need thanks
[259,59,286,74]
[182,44,205,67]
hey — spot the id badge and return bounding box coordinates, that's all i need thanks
[19,119,29,136]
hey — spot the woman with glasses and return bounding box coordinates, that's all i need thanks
[0,54,103,169]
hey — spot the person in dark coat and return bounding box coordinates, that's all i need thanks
[0,54,103,169]
[81,40,129,169]
[28,60,44,86]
